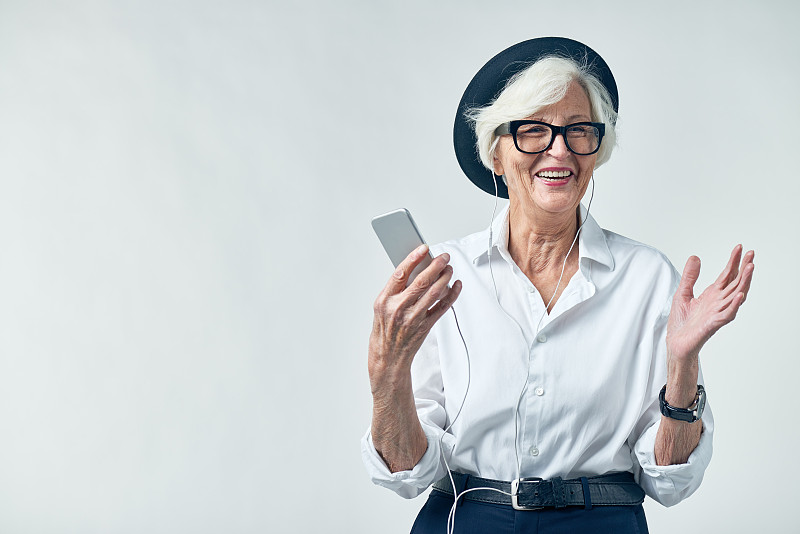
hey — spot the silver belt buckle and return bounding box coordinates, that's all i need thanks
[511,477,544,511]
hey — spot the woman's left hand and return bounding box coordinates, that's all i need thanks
[666,244,755,363]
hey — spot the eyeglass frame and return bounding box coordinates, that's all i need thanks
[494,120,606,156]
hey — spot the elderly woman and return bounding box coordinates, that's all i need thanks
[361,38,754,533]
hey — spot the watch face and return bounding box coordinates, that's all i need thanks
[694,386,707,420]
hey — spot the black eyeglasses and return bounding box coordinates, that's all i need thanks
[495,120,605,156]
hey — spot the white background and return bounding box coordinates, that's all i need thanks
[0,1,796,532]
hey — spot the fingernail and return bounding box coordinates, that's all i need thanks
[441,253,450,262]
[416,244,427,256]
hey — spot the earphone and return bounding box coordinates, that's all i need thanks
[439,170,596,533]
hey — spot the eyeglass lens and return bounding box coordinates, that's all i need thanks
[515,123,601,155]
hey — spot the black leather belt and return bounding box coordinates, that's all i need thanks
[432,471,645,511]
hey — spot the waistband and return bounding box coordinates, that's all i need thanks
[432,471,645,510]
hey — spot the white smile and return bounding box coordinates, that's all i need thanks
[536,170,573,180]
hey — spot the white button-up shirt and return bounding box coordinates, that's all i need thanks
[362,205,713,507]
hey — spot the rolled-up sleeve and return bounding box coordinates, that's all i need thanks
[631,408,714,507]
[360,329,452,498]
[360,421,452,499]
[629,282,715,507]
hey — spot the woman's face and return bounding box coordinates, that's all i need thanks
[493,82,597,221]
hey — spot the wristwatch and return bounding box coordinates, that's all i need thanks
[659,385,706,423]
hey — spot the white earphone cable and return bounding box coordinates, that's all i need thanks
[441,172,596,533]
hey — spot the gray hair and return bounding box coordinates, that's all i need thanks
[468,56,618,172]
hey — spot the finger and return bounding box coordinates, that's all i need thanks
[383,244,432,296]
[736,261,755,304]
[424,280,462,326]
[717,265,753,311]
[714,244,743,289]
[713,291,745,327]
[414,264,454,311]
[401,253,451,303]
[720,249,755,300]
[741,249,755,274]
[676,256,701,300]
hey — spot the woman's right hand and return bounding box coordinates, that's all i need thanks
[368,244,461,472]
[368,244,462,393]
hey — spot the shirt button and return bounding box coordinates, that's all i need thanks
[527,286,536,293]
[537,334,547,343]
[535,387,544,396]
[530,447,539,457]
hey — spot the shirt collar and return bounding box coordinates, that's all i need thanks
[470,204,615,271]
[576,204,615,271]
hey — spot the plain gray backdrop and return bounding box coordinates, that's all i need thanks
[0,1,796,532]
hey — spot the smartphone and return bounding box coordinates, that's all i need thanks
[371,208,433,285]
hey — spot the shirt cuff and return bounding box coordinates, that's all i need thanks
[633,417,714,507]
[360,422,449,499]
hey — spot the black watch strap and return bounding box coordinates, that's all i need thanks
[659,385,706,423]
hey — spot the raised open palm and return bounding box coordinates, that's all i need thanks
[666,245,755,360]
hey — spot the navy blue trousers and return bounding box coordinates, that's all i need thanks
[410,490,649,534]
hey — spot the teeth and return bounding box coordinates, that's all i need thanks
[537,170,572,178]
